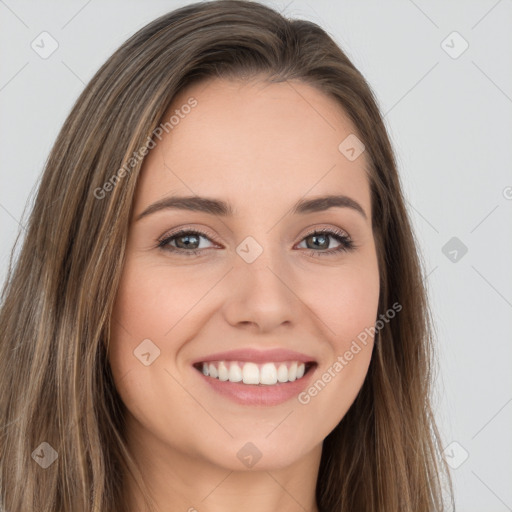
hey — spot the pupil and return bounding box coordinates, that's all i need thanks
[310,234,328,250]
[178,234,198,249]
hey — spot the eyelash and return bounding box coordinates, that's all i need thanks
[156,227,355,257]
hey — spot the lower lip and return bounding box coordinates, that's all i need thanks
[194,364,317,406]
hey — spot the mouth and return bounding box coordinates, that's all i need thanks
[192,360,317,386]
[191,348,319,406]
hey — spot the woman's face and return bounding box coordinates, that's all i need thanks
[109,76,380,473]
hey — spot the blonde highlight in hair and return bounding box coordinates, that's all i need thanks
[0,1,454,510]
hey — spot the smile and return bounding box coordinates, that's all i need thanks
[194,360,315,386]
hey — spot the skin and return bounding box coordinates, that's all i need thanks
[108,76,380,512]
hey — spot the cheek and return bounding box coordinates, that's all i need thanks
[111,258,207,341]
[108,256,222,401]
[297,253,379,406]
[108,258,174,385]
[306,258,380,345]
[107,259,210,444]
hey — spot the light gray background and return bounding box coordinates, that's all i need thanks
[1,1,511,510]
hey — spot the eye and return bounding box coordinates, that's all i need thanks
[157,229,217,256]
[296,228,355,256]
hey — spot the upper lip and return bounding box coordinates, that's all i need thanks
[192,348,317,365]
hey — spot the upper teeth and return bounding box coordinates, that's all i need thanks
[201,361,307,385]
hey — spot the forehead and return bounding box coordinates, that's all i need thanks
[136,76,371,220]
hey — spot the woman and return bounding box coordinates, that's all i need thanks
[0,1,454,511]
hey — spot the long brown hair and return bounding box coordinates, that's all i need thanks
[0,1,454,510]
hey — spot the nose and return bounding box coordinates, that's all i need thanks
[221,249,301,333]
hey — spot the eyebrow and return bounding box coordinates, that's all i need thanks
[135,194,367,221]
